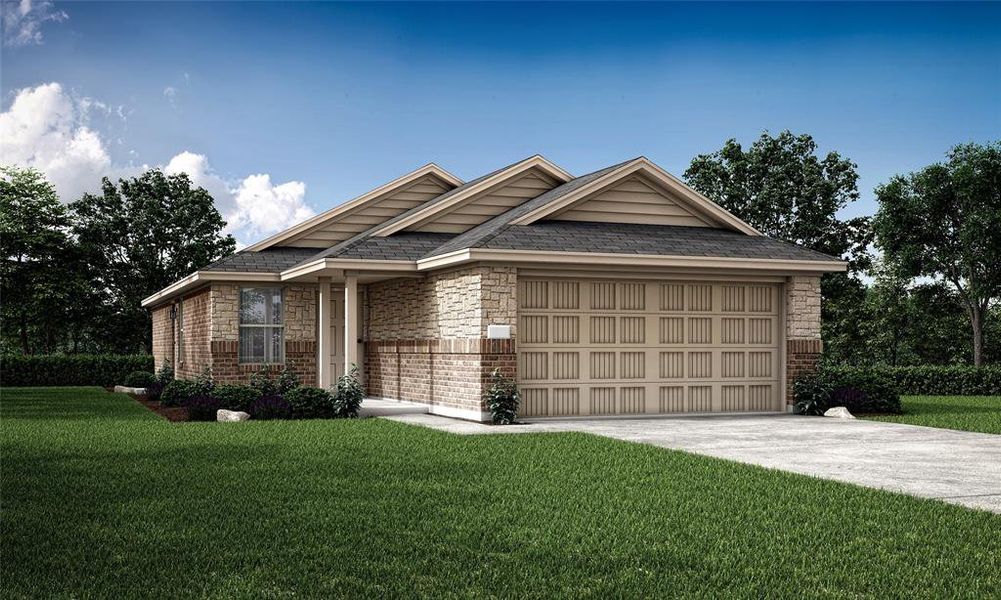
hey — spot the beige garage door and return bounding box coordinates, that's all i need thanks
[517,278,783,417]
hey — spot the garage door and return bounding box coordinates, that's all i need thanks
[517,278,782,417]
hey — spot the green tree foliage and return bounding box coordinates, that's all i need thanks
[684,131,873,363]
[71,169,236,352]
[684,130,871,271]
[873,142,1001,366]
[0,167,95,353]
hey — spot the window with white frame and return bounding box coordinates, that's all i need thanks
[239,287,284,363]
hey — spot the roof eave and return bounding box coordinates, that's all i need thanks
[141,271,282,308]
[416,248,847,274]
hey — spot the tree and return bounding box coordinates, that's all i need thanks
[684,130,871,272]
[873,141,1001,366]
[684,131,873,365]
[0,166,77,353]
[71,169,236,352]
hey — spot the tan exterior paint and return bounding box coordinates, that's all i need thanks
[371,155,572,237]
[549,174,715,227]
[244,164,462,251]
[517,277,783,417]
[409,170,562,234]
[509,157,760,235]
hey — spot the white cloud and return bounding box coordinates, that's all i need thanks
[2,0,68,47]
[164,152,315,242]
[0,82,114,200]
[1,82,315,246]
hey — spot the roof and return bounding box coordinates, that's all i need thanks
[309,232,456,262]
[202,247,327,273]
[446,221,838,262]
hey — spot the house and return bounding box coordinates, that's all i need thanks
[142,156,845,421]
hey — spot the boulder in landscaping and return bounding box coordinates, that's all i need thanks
[217,409,250,422]
[824,406,855,419]
[114,385,147,395]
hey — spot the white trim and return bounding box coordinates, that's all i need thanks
[141,271,281,308]
[280,258,417,281]
[370,155,573,237]
[509,157,761,236]
[415,248,848,273]
[244,164,463,251]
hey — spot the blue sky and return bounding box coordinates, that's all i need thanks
[2,1,999,244]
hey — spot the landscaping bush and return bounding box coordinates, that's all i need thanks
[248,394,292,420]
[794,367,901,415]
[160,379,212,408]
[333,366,364,418]
[285,386,335,419]
[185,393,224,421]
[0,354,154,387]
[124,371,156,388]
[484,368,520,424]
[156,361,174,385]
[210,384,261,413]
[145,382,165,402]
[248,364,301,396]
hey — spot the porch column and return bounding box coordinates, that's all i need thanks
[317,277,333,389]
[344,273,359,375]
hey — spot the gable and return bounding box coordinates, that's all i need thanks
[271,173,456,248]
[408,169,561,234]
[548,175,713,228]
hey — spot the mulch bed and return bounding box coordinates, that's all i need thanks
[131,393,190,422]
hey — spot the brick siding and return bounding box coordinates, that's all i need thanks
[785,275,823,405]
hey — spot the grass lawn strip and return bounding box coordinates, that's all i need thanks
[2,387,999,598]
[863,395,1001,435]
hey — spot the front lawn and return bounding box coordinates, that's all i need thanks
[863,395,1001,435]
[2,387,999,598]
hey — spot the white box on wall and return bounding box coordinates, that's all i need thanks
[487,324,511,339]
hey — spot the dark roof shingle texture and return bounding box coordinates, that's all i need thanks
[465,221,838,261]
[201,247,326,273]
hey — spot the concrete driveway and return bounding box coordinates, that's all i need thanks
[387,413,1001,513]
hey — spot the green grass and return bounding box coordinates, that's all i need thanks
[2,387,999,598]
[863,395,1001,435]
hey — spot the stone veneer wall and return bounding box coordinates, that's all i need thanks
[785,275,823,405]
[210,283,317,384]
[365,266,518,417]
[151,283,318,385]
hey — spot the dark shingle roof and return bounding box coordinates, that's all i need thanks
[461,221,838,261]
[201,247,326,273]
[323,232,456,261]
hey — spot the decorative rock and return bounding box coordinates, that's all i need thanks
[824,406,855,419]
[114,385,147,395]
[217,409,250,422]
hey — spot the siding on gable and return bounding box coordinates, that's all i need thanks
[279,175,454,247]
[550,175,712,227]
[408,170,559,234]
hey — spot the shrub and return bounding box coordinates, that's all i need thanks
[185,393,224,422]
[248,363,301,397]
[211,384,261,413]
[156,361,175,385]
[145,382,165,402]
[285,386,335,419]
[794,367,901,415]
[0,354,153,387]
[124,371,156,388]
[248,394,292,420]
[332,366,364,418]
[484,368,520,425]
[160,379,212,408]
[879,365,1001,396]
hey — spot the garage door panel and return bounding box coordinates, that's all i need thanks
[518,278,782,415]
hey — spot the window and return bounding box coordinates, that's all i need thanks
[239,287,284,363]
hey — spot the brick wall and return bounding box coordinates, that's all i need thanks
[151,304,173,373]
[785,275,823,405]
[176,288,212,379]
[209,283,318,385]
[365,266,518,417]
